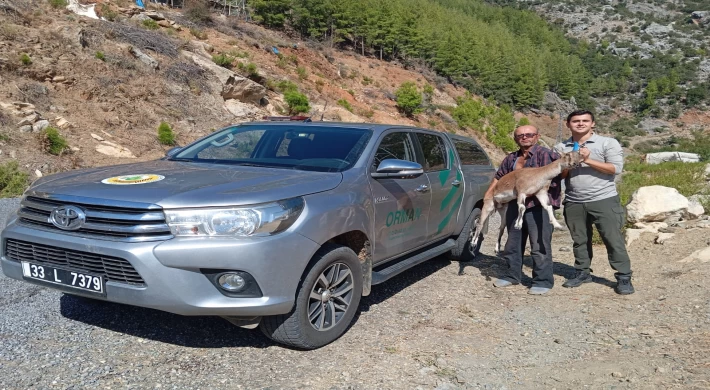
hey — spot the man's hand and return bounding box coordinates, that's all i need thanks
[579,146,591,162]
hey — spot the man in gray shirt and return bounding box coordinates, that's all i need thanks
[555,110,634,295]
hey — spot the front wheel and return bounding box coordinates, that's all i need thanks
[449,208,482,261]
[260,244,363,349]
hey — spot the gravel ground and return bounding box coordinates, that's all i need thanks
[1,198,709,389]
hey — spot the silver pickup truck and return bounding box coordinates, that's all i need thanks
[1,121,494,349]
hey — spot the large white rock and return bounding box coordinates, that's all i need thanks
[645,151,700,164]
[95,141,136,158]
[223,99,264,119]
[679,247,710,263]
[626,186,689,223]
[181,51,266,105]
[687,198,705,219]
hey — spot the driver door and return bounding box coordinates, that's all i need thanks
[368,131,431,264]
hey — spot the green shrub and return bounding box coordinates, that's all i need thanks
[49,0,68,8]
[142,19,159,30]
[276,80,298,93]
[423,84,434,95]
[517,117,530,127]
[211,53,234,68]
[296,66,307,80]
[42,127,68,155]
[395,82,422,116]
[101,7,118,21]
[337,99,353,112]
[284,90,310,114]
[245,63,258,77]
[20,53,31,66]
[158,121,175,145]
[95,51,105,61]
[0,161,29,198]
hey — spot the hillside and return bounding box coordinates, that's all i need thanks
[0,0,708,190]
[0,0,517,185]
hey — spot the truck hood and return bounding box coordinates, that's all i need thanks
[28,160,343,208]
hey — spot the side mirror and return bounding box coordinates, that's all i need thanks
[165,146,182,158]
[371,159,424,179]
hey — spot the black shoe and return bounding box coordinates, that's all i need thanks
[614,274,635,295]
[562,271,592,288]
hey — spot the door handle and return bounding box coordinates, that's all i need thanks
[415,184,429,193]
[451,180,461,187]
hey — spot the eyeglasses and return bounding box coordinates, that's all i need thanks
[514,133,538,140]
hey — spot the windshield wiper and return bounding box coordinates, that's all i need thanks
[168,158,196,162]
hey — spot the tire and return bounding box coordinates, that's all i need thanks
[449,208,482,261]
[260,244,363,349]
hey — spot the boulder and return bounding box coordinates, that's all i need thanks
[131,13,152,23]
[223,99,264,119]
[17,113,39,126]
[645,152,700,164]
[157,20,171,28]
[145,11,165,21]
[32,119,50,132]
[129,46,158,70]
[95,141,136,158]
[705,163,710,180]
[688,195,707,219]
[182,51,266,105]
[644,22,672,37]
[626,186,689,223]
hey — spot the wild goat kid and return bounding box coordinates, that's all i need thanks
[471,151,582,253]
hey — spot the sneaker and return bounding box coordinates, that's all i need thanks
[562,271,592,288]
[528,287,551,295]
[492,278,514,288]
[614,274,635,295]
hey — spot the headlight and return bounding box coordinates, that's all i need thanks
[165,197,304,237]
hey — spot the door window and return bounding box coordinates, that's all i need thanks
[372,132,417,170]
[416,133,447,172]
[454,140,490,166]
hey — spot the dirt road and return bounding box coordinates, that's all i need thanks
[1,205,709,389]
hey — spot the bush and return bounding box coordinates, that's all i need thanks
[95,51,105,61]
[49,0,68,8]
[284,90,310,114]
[190,28,207,40]
[158,121,175,145]
[395,82,422,116]
[211,53,234,68]
[185,1,213,25]
[337,99,353,112]
[20,53,31,66]
[276,80,298,93]
[0,161,29,198]
[296,66,307,80]
[41,127,68,155]
[142,19,159,30]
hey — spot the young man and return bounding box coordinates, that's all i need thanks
[555,110,634,295]
[484,125,561,295]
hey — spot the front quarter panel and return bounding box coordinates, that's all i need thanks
[295,168,373,246]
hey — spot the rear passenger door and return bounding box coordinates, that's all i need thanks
[368,131,431,263]
[414,132,462,241]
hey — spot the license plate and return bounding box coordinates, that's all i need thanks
[21,262,104,294]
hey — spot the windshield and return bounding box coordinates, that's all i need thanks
[171,125,372,173]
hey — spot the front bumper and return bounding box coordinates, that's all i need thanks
[1,221,320,316]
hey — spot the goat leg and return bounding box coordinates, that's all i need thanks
[495,204,507,254]
[535,189,565,230]
[514,193,526,230]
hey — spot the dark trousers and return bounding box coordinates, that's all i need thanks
[562,196,632,276]
[500,203,554,288]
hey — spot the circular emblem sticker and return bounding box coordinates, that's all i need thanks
[101,174,165,185]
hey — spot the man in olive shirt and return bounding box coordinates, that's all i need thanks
[555,110,634,295]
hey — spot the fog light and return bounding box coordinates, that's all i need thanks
[218,273,246,291]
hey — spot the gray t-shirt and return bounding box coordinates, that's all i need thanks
[555,133,623,203]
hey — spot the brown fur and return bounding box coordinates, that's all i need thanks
[471,151,582,253]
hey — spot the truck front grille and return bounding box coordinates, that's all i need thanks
[5,239,145,285]
[18,196,173,242]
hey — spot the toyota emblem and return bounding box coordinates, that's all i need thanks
[49,205,86,231]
